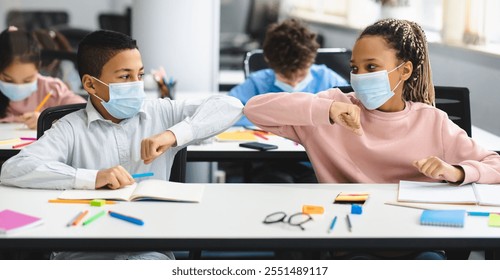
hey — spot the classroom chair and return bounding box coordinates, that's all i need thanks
[243,48,352,82]
[336,85,472,137]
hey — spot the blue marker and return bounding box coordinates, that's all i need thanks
[108,211,144,226]
[468,211,491,217]
[132,172,154,179]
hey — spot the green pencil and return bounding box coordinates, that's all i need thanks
[82,210,106,226]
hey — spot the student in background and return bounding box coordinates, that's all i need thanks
[229,18,349,127]
[0,30,243,260]
[245,19,500,259]
[0,27,85,129]
[226,19,348,183]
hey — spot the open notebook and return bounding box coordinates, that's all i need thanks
[59,179,204,203]
[398,180,500,206]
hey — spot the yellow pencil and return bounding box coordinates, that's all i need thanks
[48,199,117,205]
[34,91,53,113]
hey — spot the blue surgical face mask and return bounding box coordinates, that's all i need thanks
[274,71,313,93]
[91,77,145,119]
[0,79,38,101]
[350,63,404,110]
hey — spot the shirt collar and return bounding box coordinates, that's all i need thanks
[85,100,149,128]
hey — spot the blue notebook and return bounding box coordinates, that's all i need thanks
[420,210,466,227]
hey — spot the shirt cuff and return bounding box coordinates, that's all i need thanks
[459,164,479,185]
[75,168,99,190]
[168,120,194,147]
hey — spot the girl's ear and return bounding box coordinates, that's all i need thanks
[82,74,96,94]
[401,61,413,82]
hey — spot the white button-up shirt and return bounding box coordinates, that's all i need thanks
[1,95,243,190]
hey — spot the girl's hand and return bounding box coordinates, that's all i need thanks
[329,101,363,135]
[413,156,465,183]
[21,112,40,129]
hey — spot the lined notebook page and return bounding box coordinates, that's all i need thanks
[398,180,477,205]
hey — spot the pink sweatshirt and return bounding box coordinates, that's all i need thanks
[0,74,86,122]
[244,88,500,184]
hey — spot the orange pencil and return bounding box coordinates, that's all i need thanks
[253,131,269,140]
[12,140,35,149]
[71,210,89,226]
[34,91,53,113]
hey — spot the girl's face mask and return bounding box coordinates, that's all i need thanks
[350,62,404,110]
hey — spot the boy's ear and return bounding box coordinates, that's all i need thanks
[82,74,96,94]
[401,61,413,82]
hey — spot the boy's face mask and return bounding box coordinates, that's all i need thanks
[274,70,313,93]
[350,62,404,110]
[0,79,38,101]
[91,77,145,119]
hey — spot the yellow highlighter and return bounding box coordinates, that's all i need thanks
[302,205,324,215]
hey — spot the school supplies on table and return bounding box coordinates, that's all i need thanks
[131,172,154,179]
[398,180,500,206]
[346,214,352,232]
[58,179,204,203]
[48,199,117,205]
[71,210,88,226]
[327,216,337,233]
[12,140,35,149]
[82,210,106,226]
[420,210,466,227]
[488,214,500,227]
[302,205,324,214]
[334,192,369,204]
[0,209,43,234]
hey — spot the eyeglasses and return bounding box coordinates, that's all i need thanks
[262,211,313,231]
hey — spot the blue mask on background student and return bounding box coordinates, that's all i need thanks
[0,79,38,101]
[92,77,145,119]
[350,63,404,110]
[274,71,313,92]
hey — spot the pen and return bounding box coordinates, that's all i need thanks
[20,137,37,141]
[72,210,88,226]
[253,131,269,140]
[82,210,106,226]
[66,211,84,227]
[12,140,35,149]
[34,91,53,113]
[327,216,337,233]
[108,211,144,226]
[48,199,117,205]
[132,172,154,179]
[346,214,352,232]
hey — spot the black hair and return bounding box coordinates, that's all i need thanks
[77,30,138,80]
[0,28,40,118]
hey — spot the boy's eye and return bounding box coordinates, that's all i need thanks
[119,75,130,80]
[350,65,358,73]
[138,73,145,80]
[367,64,377,71]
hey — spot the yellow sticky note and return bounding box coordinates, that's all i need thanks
[302,205,324,215]
[215,131,257,142]
[488,213,500,227]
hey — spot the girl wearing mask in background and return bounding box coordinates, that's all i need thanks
[245,19,500,259]
[0,27,85,129]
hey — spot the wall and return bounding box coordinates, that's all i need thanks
[307,21,500,136]
[0,0,132,30]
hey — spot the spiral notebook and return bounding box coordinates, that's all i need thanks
[420,210,466,227]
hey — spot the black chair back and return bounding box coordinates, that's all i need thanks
[37,103,187,182]
[243,48,352,81]
[334,86,471,137]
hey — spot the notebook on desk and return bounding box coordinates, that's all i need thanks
[398,180,500,206]
[58,180,204,203]
[0,209,43,234]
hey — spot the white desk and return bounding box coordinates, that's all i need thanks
[0,123,37,161]
[1,183,500,251]
[472,126,500,153]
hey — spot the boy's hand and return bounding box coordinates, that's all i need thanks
[329,101,363,136]
[95,165,135,189]
[413,156,465,183]
[141,130,177,164]
[21,112,40,129]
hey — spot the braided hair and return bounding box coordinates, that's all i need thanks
[358,19,434,105]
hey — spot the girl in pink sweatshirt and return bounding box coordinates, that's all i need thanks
[245,19,500,186]
[0,28,85,129]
